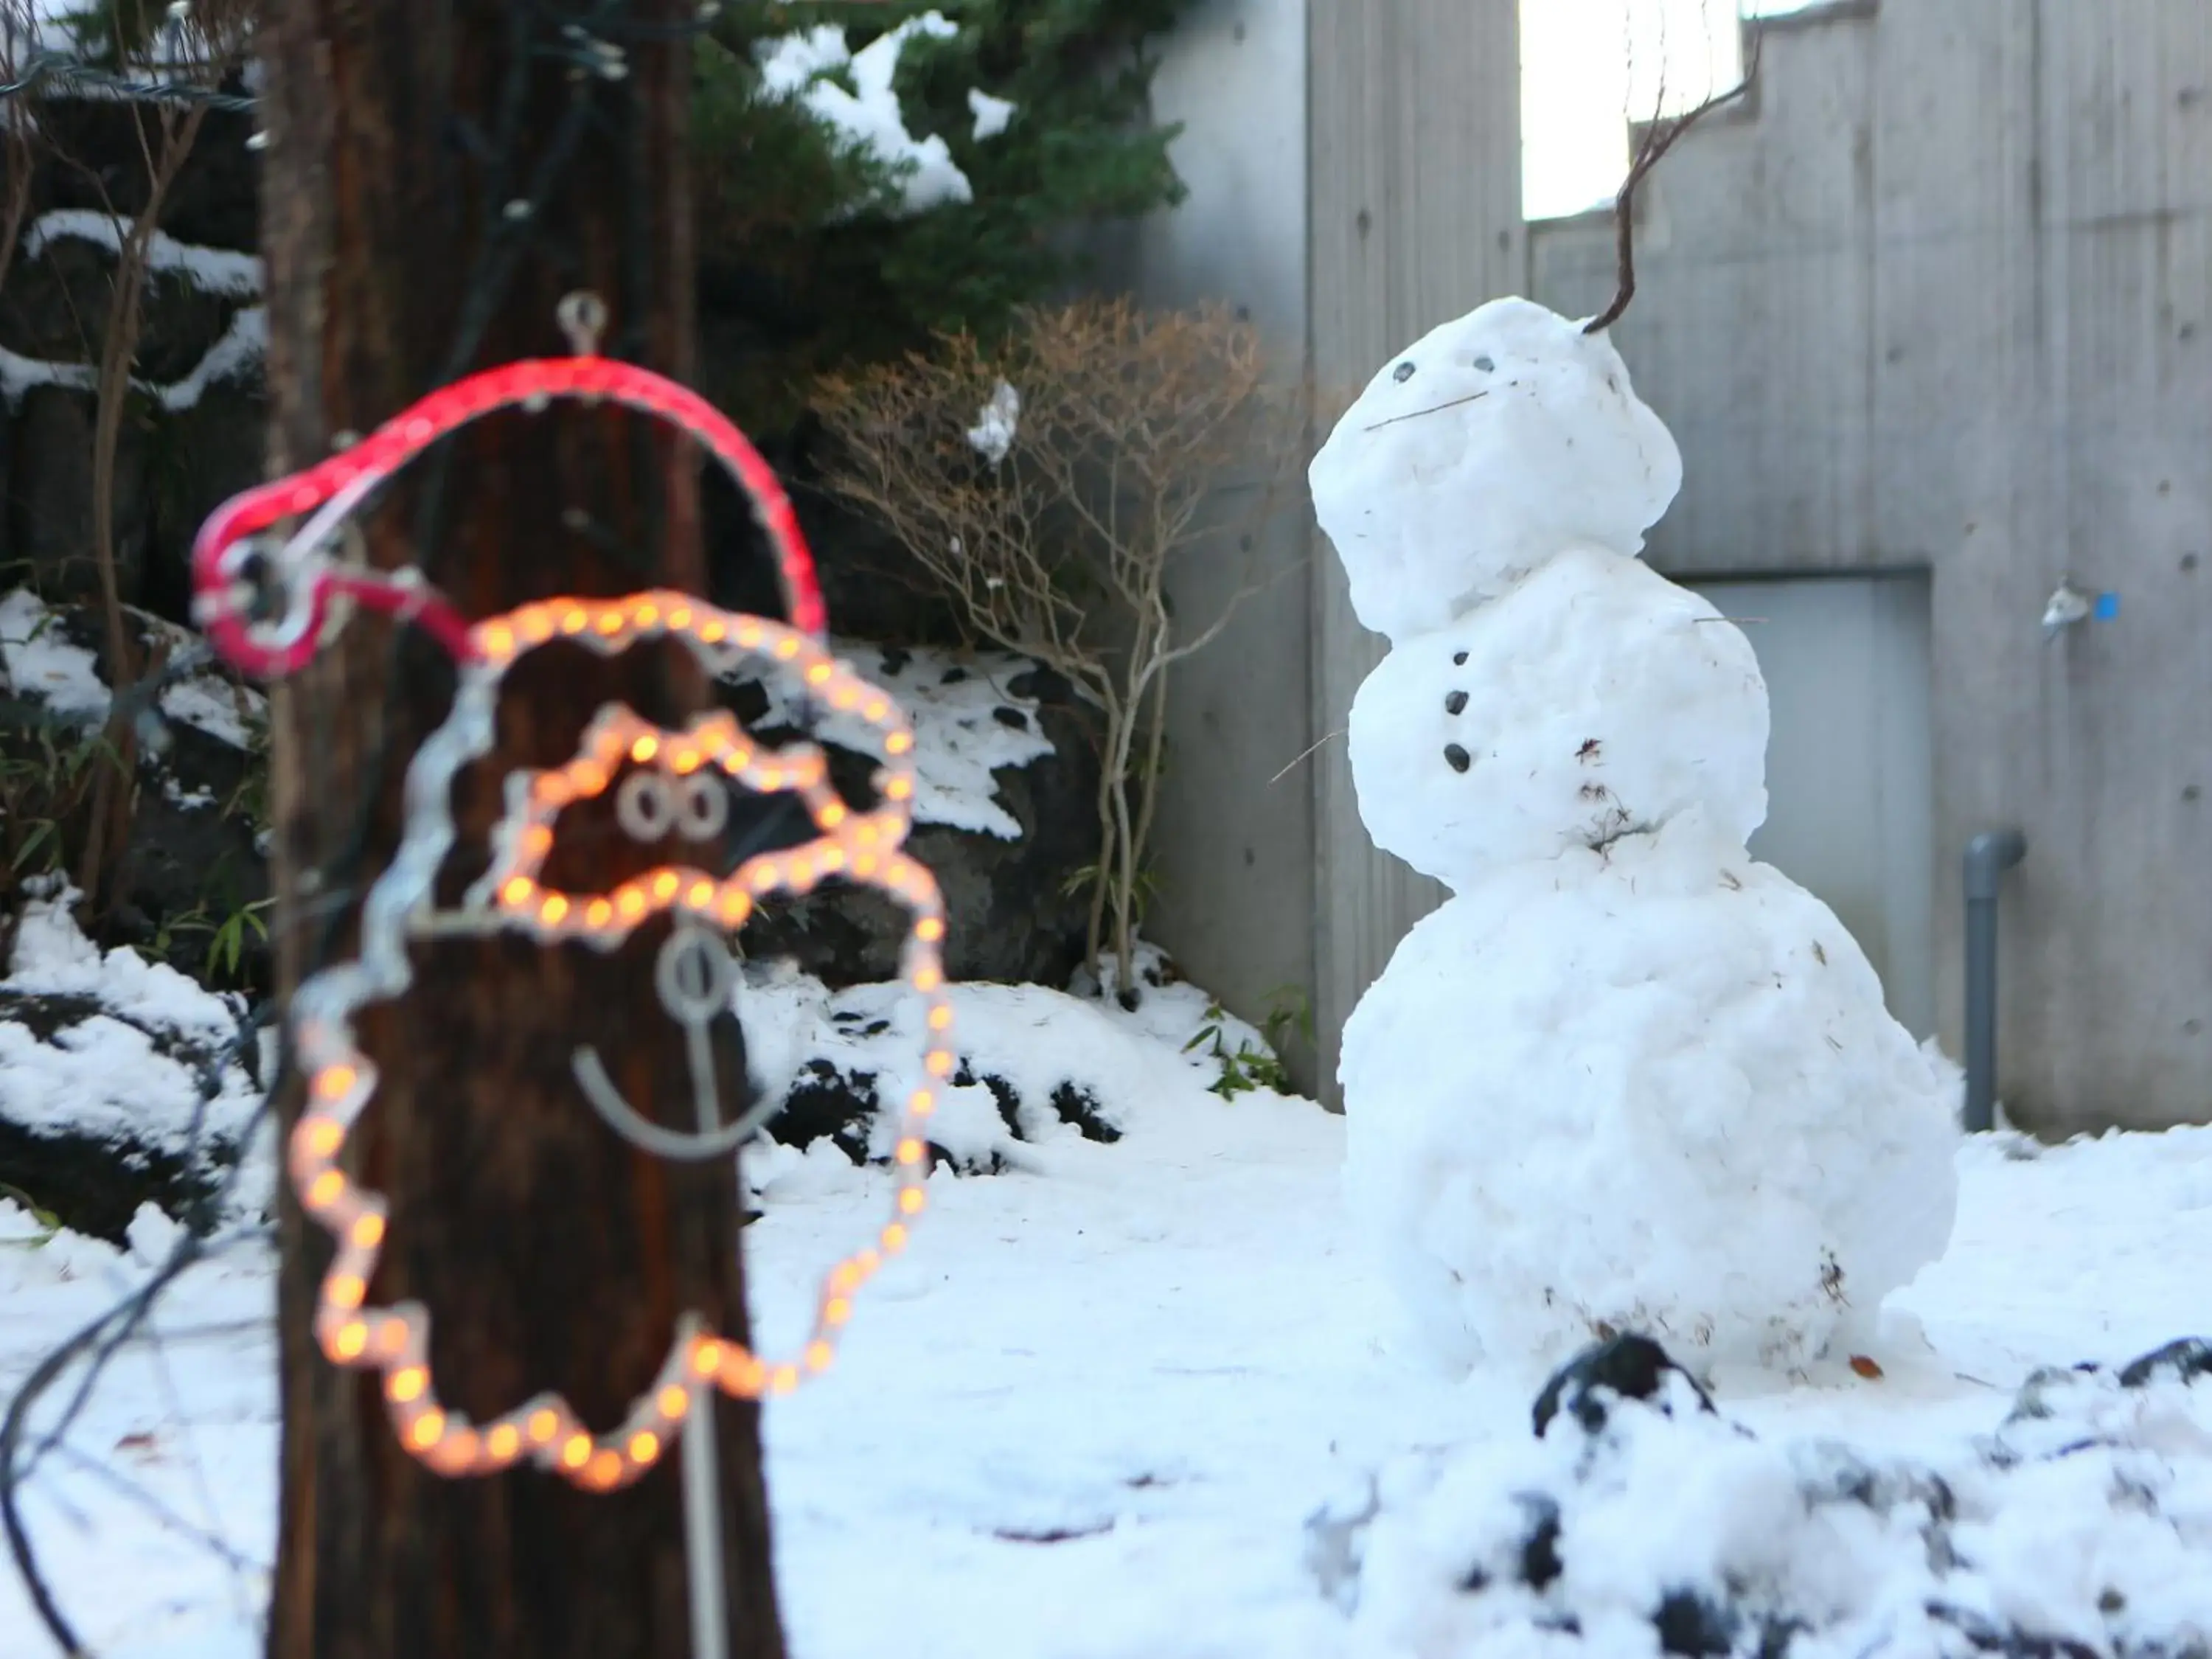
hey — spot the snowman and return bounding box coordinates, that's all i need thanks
[1311,297,1958,1377]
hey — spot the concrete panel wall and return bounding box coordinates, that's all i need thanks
[1125,0,1321,1082]
[1304,0,1525,1103]
[1528,0,2212,1133]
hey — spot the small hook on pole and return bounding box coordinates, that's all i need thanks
[557,290,610,358]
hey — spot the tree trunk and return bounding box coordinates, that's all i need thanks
[258,7,786,1658]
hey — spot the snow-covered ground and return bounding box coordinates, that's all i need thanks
[1,896,2209,1658]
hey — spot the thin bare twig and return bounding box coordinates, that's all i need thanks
[1585,24,1764,335]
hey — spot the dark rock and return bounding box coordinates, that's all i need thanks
[8,384,154,606]
[1515,1492,1564,1589]
[703,446,970,646]
[142,380,269,625]
[727,661,1099,990]
[1654,1587,1738,1657]
[762,1051,1119,1172]
[1048,1080,1120,1144]
[1532,1332,1717,1439]
[768,1058,879,1164]
[2118,1337,2212,1388]
[32,98,261,252]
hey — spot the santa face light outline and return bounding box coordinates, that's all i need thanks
[289,593,954,1492]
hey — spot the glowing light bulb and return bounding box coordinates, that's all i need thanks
[389,1367,428,1404]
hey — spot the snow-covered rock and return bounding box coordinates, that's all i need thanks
[1339,811,1961,1375]
[1310,296,1682,645]
[1347,546,1770,888]
[1335,1331,2212,1659]
[0,886,269,1242]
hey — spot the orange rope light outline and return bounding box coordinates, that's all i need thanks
[288,594,954,1491]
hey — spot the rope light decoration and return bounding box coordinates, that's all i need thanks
[189,295,947,1497]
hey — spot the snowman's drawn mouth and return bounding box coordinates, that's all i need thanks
[1363,389,1489,434]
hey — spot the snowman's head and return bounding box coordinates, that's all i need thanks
[1310,298,1683,646]
[1346,546,1767,890]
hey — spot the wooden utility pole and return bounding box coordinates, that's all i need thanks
[256,5,786,1656]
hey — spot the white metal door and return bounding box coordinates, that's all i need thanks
[1688,571,1937,1038]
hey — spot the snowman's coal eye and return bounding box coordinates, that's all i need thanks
[1473,355,1495,372]
[1393,361,1416,383]
[1444,744,1472,773]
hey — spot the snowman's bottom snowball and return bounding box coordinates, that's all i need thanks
[1340,815,1961,1375]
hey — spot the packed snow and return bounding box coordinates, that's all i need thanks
[21,211,265,299]
[0,886,268,1221]
[742,639,1056,840]
[967,87,1018,141]
[1,587,265,748]
[754,12,989,218]
[1309,298,1682,646]
[1340,809,1961,1376]
[1345,546,1769,885]
[4,898,2212,1657]
[966,378,1022,465]
[1315,296,1958,1376]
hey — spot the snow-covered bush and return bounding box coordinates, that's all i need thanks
[692,0,1197,427]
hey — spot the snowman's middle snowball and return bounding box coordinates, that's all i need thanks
[1347,546,1771,892]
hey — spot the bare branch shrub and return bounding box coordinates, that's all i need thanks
[817,296,1306,1001]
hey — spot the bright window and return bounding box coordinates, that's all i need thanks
[1520,0,1813,220]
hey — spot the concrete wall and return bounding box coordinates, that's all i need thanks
[1304,0,1525,1102]
[1126,0,1322,1083]
[1526,0,2212,1133]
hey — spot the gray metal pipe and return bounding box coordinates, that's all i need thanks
[1962,830,2028,1133]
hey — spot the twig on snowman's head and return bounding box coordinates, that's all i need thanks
[1585,24,1764,337]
